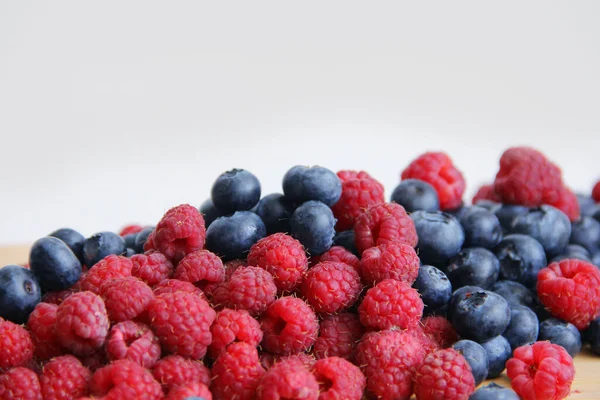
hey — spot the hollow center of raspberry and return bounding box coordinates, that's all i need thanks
[272,317,287,335]
[528,364,537,378]
[318,377,334,393]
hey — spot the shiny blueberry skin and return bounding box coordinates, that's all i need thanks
[205,211,266,260]
[333,230,359,256]
[390,179,439,212]
[538,318,582,357]
[199,198,222,228]
[452,339,489,386]
[48,228,85,263]
[83,232,127,268]
[459,206,503,249]
[29,236,82,291]
[290,200,336,256]
[413,265,452,312]
[490,280,535,308]
[444,247,500,289]
[473,200,502,214]
[211,169,261,215]
[470,383,519,400]
[282,165,342,207]
[255,193,295,235]
[481,335,512,378]
[123,233,138,250]
[134,227,154,254]
[494,234,547,288]
[570,216,600,254]
[0,265,41,324]
[502,305,539,350]
[578,194,598,217]
[447,285,482,319]
[411,211,465,266]
[124,248,136,257]
[593,207,600,223]
[551,243,592,263]
[585,318,600,355]
[593,251,600,267]
[495,204,529,232]
[509,205,571,257]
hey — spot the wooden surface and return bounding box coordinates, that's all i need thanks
[2,245,599,399]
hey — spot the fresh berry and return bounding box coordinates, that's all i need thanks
[78,255,133,294]
[255,193,295,234]
[301,261,361,313]
[134,227,154,254]
[481,335,512,378]
[509,205,571,257]
[409,325,441,355]
[223,266,276,316]
[360,242,419,285]
[547,186,580,222]
[585,317,600,355]
[502,305,539,350]
[106,321,161,368]
[411,211,465,266]
[0,367,42,400]
[413,348,475,400]
[337,169,380,182]
[130,252,174,286]
[39,355,91,400]
[358,279,423,330]
[332,230,359,255]
[152,355,210,393]
[49,227,85,263]
[100,277,154,322]
[83,231,127,267]
[495,204,530,232]
[211,342,265,400]
[413,265,452,312]
[209,308,263,357]
[153,278,205,298]
[314,245,360,273]
[174,249,225,290]
[313,312,363,361]
[444,247,500,289]
[26,302,62,360]
[166,382,212,400]
[199,198,222,228]
[283,165,342,207]
[391,179,440,213]
[421,316,458,348]
[472,184,501,204]
[205,211,267,260]
[41,290,75,307]
[458,206,503,249]
[211,169,261,214]
[123,232,138,249]
[312,357,366,400]
[90,359,162,399]
[79,350,107,372]
[256,358,319,400]
[452,340,489,386]
[470,383,519,400]
[490,280,536,308]
[0,265,41,324]
[331,176,385,231]
[569,215,600,254]
[539,318,582,357]
[578,194,599,217]
[552,243,592,263]
[290,200,337,256]
[494,234,547,287]
[119,224,144,237]
[0,320,33,371]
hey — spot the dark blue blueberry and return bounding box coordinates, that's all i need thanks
[390,179,439,212]
[211,169,261,215]
[593,206,600,223]
[199,198,222,228]
[593,251,600,267]
[447,285,482,319]
[205,211,266,260]
[48,228,85,263]
[473,200,502,213]
[570,216,600,254]
[290,201,336,256]
[578,194,598,217]
[83,232,127,268]
[470,383,519,400]
[494,234,547,288]
[538,318,582,357]
[584,317,600,355]
[502,305,539,350]
[490,280,535,308]
[123,233,138,250]
[413,265,452,312]
[0,265,41,324]
[481,335,512,378]
[282,166,342,207]
[183,397,207,400]
[134,227,154,254]
[255,193,295,234]
[495,204,529,232]
[411,211,465,266]
[452,339,489,386]
[551,243,592,263]
[29,236,82,291]
[509,205,571,257]
[444,247,499,289]
[333,230,358,256]
[125,248,136,257]
[459,206,503,249]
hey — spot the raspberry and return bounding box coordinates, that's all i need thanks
[224,259,247,279]
[131,252,174,286]
[166,383,212,400]
[259,353,317,371]
[42,289,74,305]
[312,357,366,400]
[247,233,308,293]
[55,291,109,356]
[119,224,144,236]
[546,186,581,222]
[472,183,501,204]
[313,312,363,361]
[421,316,459,348]
[152,279,206,299]
[408,325,441,355]
[79,350,107,372]
[90,359,163,399]
[152,355,210,393]
[360,242,420,285]
[40,355,91,400]
[79,255,133,294]
[313,245,360,272]
[106,321,161,368]
[26,302,62,360]
[593,180,600,203]
[144,204,206,263]
[358,279,423,330]
[174,249,225,290]
[413,348,475,400]
[331,178,385,231]
[260,296,319,355]
[0,320,34,371]
[300,261,362,313]
[226,266,277,316]
[537,259,600,329]
[256,358,319,400]
[211,342,265,400]
[0,367,42,400]
[147,291,216,359]
[337,170,381,184]
[209,308,263,358]
[100,277,154,322]
[506,341,575,400]
[401,152,466,210]
[354,202,418,254]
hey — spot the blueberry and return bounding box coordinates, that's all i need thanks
[48,228,85,263]
[473,200,502,214]
[449,288,511,343]
[447,285,482,319]
[578,194,598,217]
[282,166,342,207]
[413,265,452,311]
[390,179,439,212]
[452,339,489,386]
[124,248,136,257]
[199,198,221,228]
[290,200,336,255]
[459,206,503,249]
[593,251,600,267]
[255,193,295,234]
[538,318,582,357]
[502,305,539,350]
[123,233,138,250]
[490,280,535,308]
[411,211,465,266]
[29,236,82,291]
[444,247,499,289]
[585,317,600,355]
[481,335,512,378]
[570,216,600,254]
[134,227,154,254]
[210,169,261,215]
[495,204,529,232]
[0,265,41,324]
[470,383,519,400]
[333,230,359,256]
[205,211,266,260]
[83,232,127,267]
[509,205,571,257]
[551,243,592,264]
[494,234,547,288]
[593,207,600,223]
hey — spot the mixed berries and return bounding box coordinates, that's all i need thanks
[0,147,599,399]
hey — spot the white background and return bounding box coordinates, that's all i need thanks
[1,1,599,244]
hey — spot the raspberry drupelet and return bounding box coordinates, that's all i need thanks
[300,261,362,314]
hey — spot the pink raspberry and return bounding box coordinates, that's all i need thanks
[593,180,600,203]
[119,224,144,236]
[360,242,420,285]
[546,186,581,222]
[313,312,363,361]
[100,277,154,322]
[421,316,459,348]
[337,170,382,183]
[152,279,206,299]
[312,245,360,272]
[42,290,74,306]
[174,249,225,291]
[407,325,441,355]
[413,348,475,400]
[131,252,174,286]
[40,355,91,400]
[26,302,63,360]
[211,342,265,400]
[90,359,163,399]
[472,183,501,204]
[312,357,366,400]
[226,266,277,316]
[78,255,133,294]
[331,177,385,231]
[166,382,212,400]
[358,279,423,330]
[152,355,210,394]
[0,367,42,400]
[106,321,161,368]
[300,261,362,313]
[257,358,319,400]
[209,308,263,358]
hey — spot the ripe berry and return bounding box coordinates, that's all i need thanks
[257,358,319,400]
[210,342,265,400]
[358,279,423,330]
[0,320,34,371]
[472,183,501,204]
[481,335,512,378]
[502,305,539,350]
[83,231,127,267]
[174,249,225,290]
[130,251,174,286]
[199,198,221,228]
[290,200,337,256]
[511,206,572,257]
[421,316,459,348]
[539,318,582,357]
[225,266,277,316]
[211,169,261,214]
[100,277,154,322]
[331,176,385,231]
[166,382,212,400]
[470,383,519,400]
[413,348,475,400]
[313,312,363,361]
[255,193,295,234]
[0,265,41,324]
[458,206,503,249]
[205,211,266,260]
[90,359,162,399]
[360,242,420,285]
[413,265,452,312]
[78,255,133,294]
[411,211,465,266]
[452,340,489,386]
[495,204,529,232]
[490,279,535,308]
[30,236,83,293]
[152,355,210,394]
[312,357,366,400]
[106,321,161,368]
[444,247,500,290]
[39,355,91,400]
[0,367,42,400]
[48,227,85,263]
[494,234,547,287]
[300,261,361,313]
[209,308,263,358]
[570,216,600,254]
[332,230,359,255]
[134,227,154,254]
[283,165,342,206]
[26,302,62,360]
[391,179,440,212]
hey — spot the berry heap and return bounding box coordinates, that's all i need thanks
[0,149,599,399]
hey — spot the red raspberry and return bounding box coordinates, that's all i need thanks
[42,289,74,305]
[0,320,34,371]
[90,359,163,400]
[40,355,91,400]
[152,278,206,299]
[211,342,265,400]
[546,186,581,222]
[472,183,501,204]
[313,245,360,272]
[337,170,381,184]
[354,202,418,254]
[79,255,133,294]
[106,321,161,368]
[209,308,263,358]
[260,296,319,355]
[224,259,247,279]
[413,348,475,400]
[331,178,385,231]
[257,358,319,400]
[55,291,109,356]
[166,382,212,400]
[226,266,277,316]
[174,249,225,290]
[313,312,363,361]
[152,355,210,393]
[401,152,466,210]
[100,277,154,322]
[356,329,425,400]
[421,316,459,348]
[260,353,317,371]
[537,259,600,330]
[506,341,575,400]
[407,325,440,355]
[247,233,308,293]
[27,302,62,360]
[131,252,174,286]
[144,204,206,263]
[147,291,216,359]
[300,261,362,313]
[593,180,600,203]
[78,349,108,372]
[119,224,144,236]
[360,242,420,285]
[358,279,423,330]
[0,367,42,400]
[312,357,366,400]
